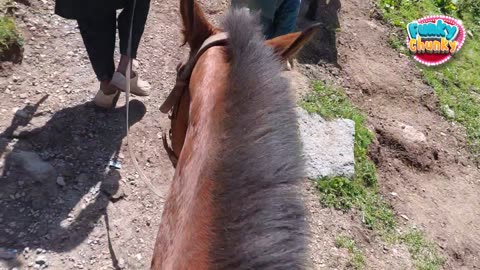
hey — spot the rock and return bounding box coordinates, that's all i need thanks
[296,108,355,179]
[10,151,57,182]
[101,171,125,201]
[56,176,66,186]
[14,109,29,119]
[444,105,455,119]
[118,258,126,269]
[110,188,125,201]
[377,122,437,170]
[401,124,427,143]
[35,255,47,265]
[400,214,409,221]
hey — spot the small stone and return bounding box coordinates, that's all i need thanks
[14,109,29,118]
[135,253,142,261]
[444,105,455,119]
[390,192,398,197]
[10,151,57,183]
[56,176,66,186]
[400,214,409,221]
[401,124,426,143]
[118,258,126,268]
[35,255,47,265]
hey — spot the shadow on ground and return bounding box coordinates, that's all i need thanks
[0,96,146,267]
[297,0,342,66]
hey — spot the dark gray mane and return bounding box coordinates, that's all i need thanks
[211,8,308,270]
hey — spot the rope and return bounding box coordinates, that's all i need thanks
[125,0,164,199]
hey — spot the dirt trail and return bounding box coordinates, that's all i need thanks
[297,0,480,268]
[0,0,479,269]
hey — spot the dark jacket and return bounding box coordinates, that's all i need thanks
[54,0,125,20]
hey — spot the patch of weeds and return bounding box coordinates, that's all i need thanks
[377,0,480,162]
[400,230,445,270]
[302,82,444,269]
[301,82,377,188]
[335,235,366,269]
[317,177,365,210]
[0,15,23,60]
[302,82,395,235]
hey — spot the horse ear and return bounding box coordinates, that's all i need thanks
[265,23,321,61]
[180,0,216,51]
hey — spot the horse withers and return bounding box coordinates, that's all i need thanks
[152,1,319,269]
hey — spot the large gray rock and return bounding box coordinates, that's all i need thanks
[296,107,355,179]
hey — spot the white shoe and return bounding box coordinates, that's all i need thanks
[110,71,151,97]
[94,89,121,110]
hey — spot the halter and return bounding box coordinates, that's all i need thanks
[160,32,229,114]
[159,32,229,165]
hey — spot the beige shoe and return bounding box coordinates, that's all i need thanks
[94,89,120,110]
[110,71,151,97]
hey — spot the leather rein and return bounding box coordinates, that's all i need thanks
[159,32,229,165]
[160,32,229,114]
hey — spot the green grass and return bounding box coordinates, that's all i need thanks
[301,82,444,269]
[378,0,480,162]
[302,82,395,234]
[400,230,446,270]
[0,15,22,57]
[336,235,366,269]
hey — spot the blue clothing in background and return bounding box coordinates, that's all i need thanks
[232,0,301,39]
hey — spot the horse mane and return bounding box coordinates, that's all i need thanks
[210,8,308,269]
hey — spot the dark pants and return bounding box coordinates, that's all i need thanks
[263,0,301,39]
[232,0,301,39]
[77,0,150,82]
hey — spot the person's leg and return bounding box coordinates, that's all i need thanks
[271,0,301,38]
[77,13,117,95]
[107,0,151,96]
[117,0,151,76]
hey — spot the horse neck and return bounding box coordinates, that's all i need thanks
[151,47,229,270]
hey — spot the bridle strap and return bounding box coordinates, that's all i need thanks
[159,32,229,114]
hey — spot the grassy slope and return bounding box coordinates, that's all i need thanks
[302,82,444,269]
[380,0,480,161]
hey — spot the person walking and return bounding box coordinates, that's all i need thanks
[54,0,151,109]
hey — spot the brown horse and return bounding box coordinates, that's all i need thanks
[151,1,318,269]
